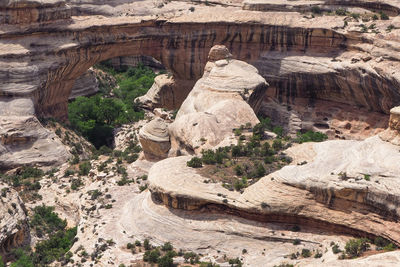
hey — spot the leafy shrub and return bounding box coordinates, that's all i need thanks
[30,205,67,236]
[335,8,347,16]
[143,249,160,263]
[332,244,341,254]
[293,239,301,245]
[64,169,75,177]
[234,164,243,175]
[12,206,77,266]
[301,249,311,258]
[144,239,151,250]
[228,257,242,267]
[380,12,389,20]
[69,64,155,148]
[295,131,327,143]
[79,161,92,176]
[345,238,370,258]
[311,6,322,14]
[158,255,174,267]
[272,126,284,137]
[161,242,173,251]
[272,139,283,151]
[187,157,203,168]
[314,251,323,258]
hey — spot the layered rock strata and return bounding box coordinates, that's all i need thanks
[139,117,170,160]
[1,7,399,121]
[0,0,71,24]
[243,0,400,16]
[149,135,400,245]
[0,116,70,170]
[109,55,165,71]
[69,68,99,100]
[168,45,268,155]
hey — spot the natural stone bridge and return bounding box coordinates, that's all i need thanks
[1,5,400,121]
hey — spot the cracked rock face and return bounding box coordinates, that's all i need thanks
[0,183,29,256]
[168,45,268,155]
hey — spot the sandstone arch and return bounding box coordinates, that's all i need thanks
[1,9,400,134]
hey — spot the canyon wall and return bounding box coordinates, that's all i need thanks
[1,10,399,121]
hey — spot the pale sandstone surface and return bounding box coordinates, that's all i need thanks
[0,116,70,170]
[149,135,400,247]
[0,183,29,255]
[168,48,268,155]
[139,117,170,160]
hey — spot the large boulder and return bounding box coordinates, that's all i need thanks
[139,118,170,160]
[136,74,176,110]
[168,45,268,155]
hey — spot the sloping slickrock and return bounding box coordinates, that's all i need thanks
[139,117,170,160]
[0,116,70,170]
[168,46,268,155]
[0,183,29,255]
[149,135,400,246]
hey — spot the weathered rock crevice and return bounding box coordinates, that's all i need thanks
[150,190,380,243]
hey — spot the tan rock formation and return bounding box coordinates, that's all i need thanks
[0,183,29,256]
[0,116,70,170]
[168,45,268,155]
[389,106,400,131]
[380,106,400,145]
[149,135,400,245]
[109,55,165,71]
[139,117,170,160]
[136,74,176,110]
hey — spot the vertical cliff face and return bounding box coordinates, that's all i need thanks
[69,68,99,100]
[0,184,29,257]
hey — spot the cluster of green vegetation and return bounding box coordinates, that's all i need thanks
[125,240,233,267]
[332,237,398,259]
[295,130,327,143]
[0,166,48,202]
[68,63,156,148]
[187,117,327,192]
[10,205,77,266]
[312,5,390,19]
